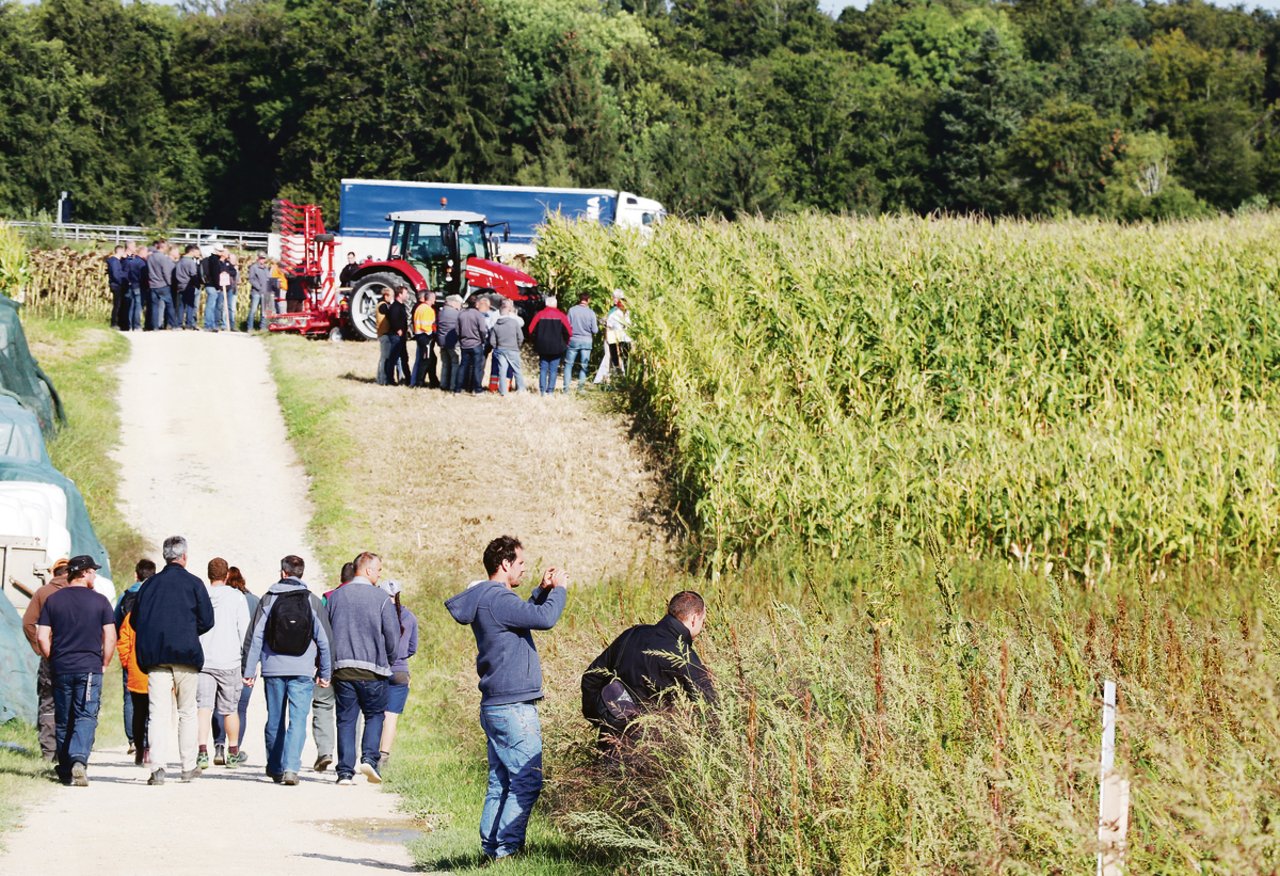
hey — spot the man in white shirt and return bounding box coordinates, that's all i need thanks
[196,557,250,769]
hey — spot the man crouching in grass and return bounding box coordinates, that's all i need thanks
[445,535,569,863]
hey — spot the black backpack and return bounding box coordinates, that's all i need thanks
[265,590,313,656]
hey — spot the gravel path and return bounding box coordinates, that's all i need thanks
[0,331,415,874]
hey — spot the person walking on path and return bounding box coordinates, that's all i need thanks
[564,293,599,392]
[377,580,417,771]
[445,535,570,862]
[436,294,463,391]
[202,245,228,331]
[132,535,215,786]
[326,551,399,785]
[213,566,257,757]
[456,296,491,394]
[196,557,251,769]
[22,556,70,760]
[242,555,332,786]
[489,300,526,396]
[116,586,151,766]
[529,296,572,395]
[115,558,156,757]
[35,555,116,786]
[311,560,355,773]
[246,253,272,331]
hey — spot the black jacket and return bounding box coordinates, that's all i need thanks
[581,614,714,728]
[132,561,215,672]
[201,253,223,287]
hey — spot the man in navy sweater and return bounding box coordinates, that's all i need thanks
[445,535,569,863]
[133,534,214,785]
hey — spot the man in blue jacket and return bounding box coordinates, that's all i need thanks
[132,535,214,785]
[445,535,569,863]
[242,554,332,786]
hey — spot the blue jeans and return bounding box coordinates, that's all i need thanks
[377,335,394,385]
[247,292,265,330]
[127,284,143,330]
[538,357,562,395]
[459,346,485,393]
[479,702,543,858]
[494,349,525,396]
[335,677,387,779]
[262,676,314,776]
[212,681,253,747]
[180,284,199,328]
[52,672,103,780]
[150,284,174,330]
[204,287,224,329]
[563,343,592,391]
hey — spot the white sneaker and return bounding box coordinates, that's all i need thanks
[336,776,354,786]
[358,762,382,784]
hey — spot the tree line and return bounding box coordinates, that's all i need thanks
[3,0,1278,229]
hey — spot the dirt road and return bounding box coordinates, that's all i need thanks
[0,331,414,875]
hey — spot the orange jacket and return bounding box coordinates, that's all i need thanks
[117,612,149,694]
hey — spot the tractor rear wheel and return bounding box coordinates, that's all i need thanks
[348,272,403,341]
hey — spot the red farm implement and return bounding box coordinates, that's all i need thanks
[267,199,349,339]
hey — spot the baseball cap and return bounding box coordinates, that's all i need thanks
[66,555,102,576]
[49,556,70,574]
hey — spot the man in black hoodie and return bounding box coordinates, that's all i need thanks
[133,534,214,785]
[581,591,715,743]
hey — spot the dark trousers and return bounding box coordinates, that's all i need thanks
[109,283,125,328]
[377,335,394,385]
[460,346,486,393]
[129,690,149,761]
[335,677,387,779]
[37,658,55,759]
[393,335,410,385]
[122,669,133,743]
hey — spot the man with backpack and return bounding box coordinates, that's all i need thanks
[581,591,715,749]
[528,296,572,395]
[242,554,332,786]
[132,536,215,785]
[326,551,399,785]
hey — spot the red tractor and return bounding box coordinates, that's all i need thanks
[344,209,540,339]
[268,201,540,340]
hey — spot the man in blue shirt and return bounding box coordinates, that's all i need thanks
[36,555,116,786]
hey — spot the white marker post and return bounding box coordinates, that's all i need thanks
[1097,679,1130,876]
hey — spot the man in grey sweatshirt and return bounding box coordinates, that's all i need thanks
[488,300,526,395]
[173,245,202,330]
[242,555,331,785]
[325,551,399,784]
[146,241,177,330]
[246,253,273,331]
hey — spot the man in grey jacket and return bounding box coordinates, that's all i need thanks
[436,295,463,392]
[326,551,399,785]
[456,296,491,394]
[146,241,177,331]
[242,555,332,786]
[489,300,526,395]
[246,253,272,331]
[173,245,202,330]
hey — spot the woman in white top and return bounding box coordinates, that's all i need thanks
[605,296,631,377]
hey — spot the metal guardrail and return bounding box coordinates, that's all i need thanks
[4,220,271,250]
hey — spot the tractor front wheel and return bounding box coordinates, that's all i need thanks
[348,272,403,341]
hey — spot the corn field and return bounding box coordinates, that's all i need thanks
[535,213,1280,574]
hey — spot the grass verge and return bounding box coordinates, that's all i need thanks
[0,318,142,845]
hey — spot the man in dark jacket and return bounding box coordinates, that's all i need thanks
[132,535,214,785]
[202,246,228,331]
[173,245,202,330]
[444,535,569,863]
[386,286,411,385]
[581,591,715,743]
[106,245,127,329]
[124,245,148,331]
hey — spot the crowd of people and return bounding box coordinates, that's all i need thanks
[21,532,711,866]
[375,287,633,395]
[105,241,285,333]
[21,538,417,788]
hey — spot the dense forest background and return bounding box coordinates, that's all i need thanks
[3,0,1279,228]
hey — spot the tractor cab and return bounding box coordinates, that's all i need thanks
[386,210,508,297]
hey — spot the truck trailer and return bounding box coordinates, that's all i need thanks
[337,179,665,263]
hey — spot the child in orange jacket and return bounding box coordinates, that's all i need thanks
[117,611,149,766]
